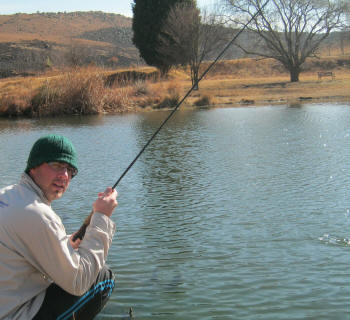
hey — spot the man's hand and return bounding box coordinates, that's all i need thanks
[70,233,81,249]
[93,187,118,217]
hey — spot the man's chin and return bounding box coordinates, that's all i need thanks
[55,189,65,198]
[55,191,64,198]
[48,190,65,202]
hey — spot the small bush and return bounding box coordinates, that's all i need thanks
[156,95,180,109]
[59,71,106,115]
[29,68,131,116]
[194,94,213,107]
[103,87,132,113]
[0,94,31,117]
[133,80,150,96]
[166,81,180,96]
[336,59,350,67]
[30,81,62,116]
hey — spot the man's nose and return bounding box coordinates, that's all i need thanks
[56,167,69,178]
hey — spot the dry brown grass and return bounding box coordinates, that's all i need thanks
[30,67,139,116]
[183,55,350,107]
[0,67,131,116]
[1,55,350,117]
[130,79,184,109]
[0,66,185,117]
[187,70,350,107]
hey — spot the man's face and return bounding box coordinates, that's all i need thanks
[29,162,72,203]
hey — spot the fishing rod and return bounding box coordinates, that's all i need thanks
[73,1,269,241]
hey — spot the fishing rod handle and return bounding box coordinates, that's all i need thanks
[72,186,117,241]
[72,210,93,241]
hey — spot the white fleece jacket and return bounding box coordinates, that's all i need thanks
[0,173,116,320]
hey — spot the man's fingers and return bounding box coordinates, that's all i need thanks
[99,188,117,199]
[70,234,81,249]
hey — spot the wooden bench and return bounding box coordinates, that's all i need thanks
[317,71,335,80]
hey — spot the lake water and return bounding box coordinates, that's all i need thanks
[2,103,350,319]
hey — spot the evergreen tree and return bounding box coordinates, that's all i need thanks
[132,0,194,75]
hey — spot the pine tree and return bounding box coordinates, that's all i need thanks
[132,0,194,75]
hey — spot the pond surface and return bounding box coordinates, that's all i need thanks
[2,103,350,319]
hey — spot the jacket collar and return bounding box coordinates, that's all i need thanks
[20,173,51,205]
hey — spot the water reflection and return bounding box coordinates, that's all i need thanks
[126,110,208,304]
[288,102,303,108]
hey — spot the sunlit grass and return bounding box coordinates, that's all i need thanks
[188,70,350,107]
[1,55,350,117]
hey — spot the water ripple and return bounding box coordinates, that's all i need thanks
[319,234,350,246]
[3,105,350,319]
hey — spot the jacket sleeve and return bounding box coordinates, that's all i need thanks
[15,204,116,296]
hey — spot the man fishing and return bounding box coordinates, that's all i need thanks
[0,134,118,320]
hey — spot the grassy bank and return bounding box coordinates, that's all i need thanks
[191,56,350,107]
[1,56,350,118]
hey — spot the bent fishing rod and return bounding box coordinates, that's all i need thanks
[73,2,269,241]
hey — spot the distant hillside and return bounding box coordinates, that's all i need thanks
[0,11,141,77]
[0,11,348,78]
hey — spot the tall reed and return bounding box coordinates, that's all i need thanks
[30,68,132,116]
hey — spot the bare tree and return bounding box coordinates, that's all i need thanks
[338,28,349,55]
[224,0,347,82]
[65,40,96,68]
[157,3,229,89]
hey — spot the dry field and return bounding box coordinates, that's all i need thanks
[0,55,350,117]
[188,71,350,107]
[185,56,350,107]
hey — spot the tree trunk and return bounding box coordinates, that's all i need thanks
[158,65,171,77]
[290,68,300,82]
[191,67,199,90]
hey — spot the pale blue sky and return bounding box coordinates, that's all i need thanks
[0,0,218,16]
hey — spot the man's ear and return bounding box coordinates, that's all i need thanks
[28,166,39,179]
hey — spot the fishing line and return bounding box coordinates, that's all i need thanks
[73,1,269,241]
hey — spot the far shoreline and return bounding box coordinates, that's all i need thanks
[1,58,350,118]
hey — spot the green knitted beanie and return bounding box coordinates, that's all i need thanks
[25,134,78,176]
